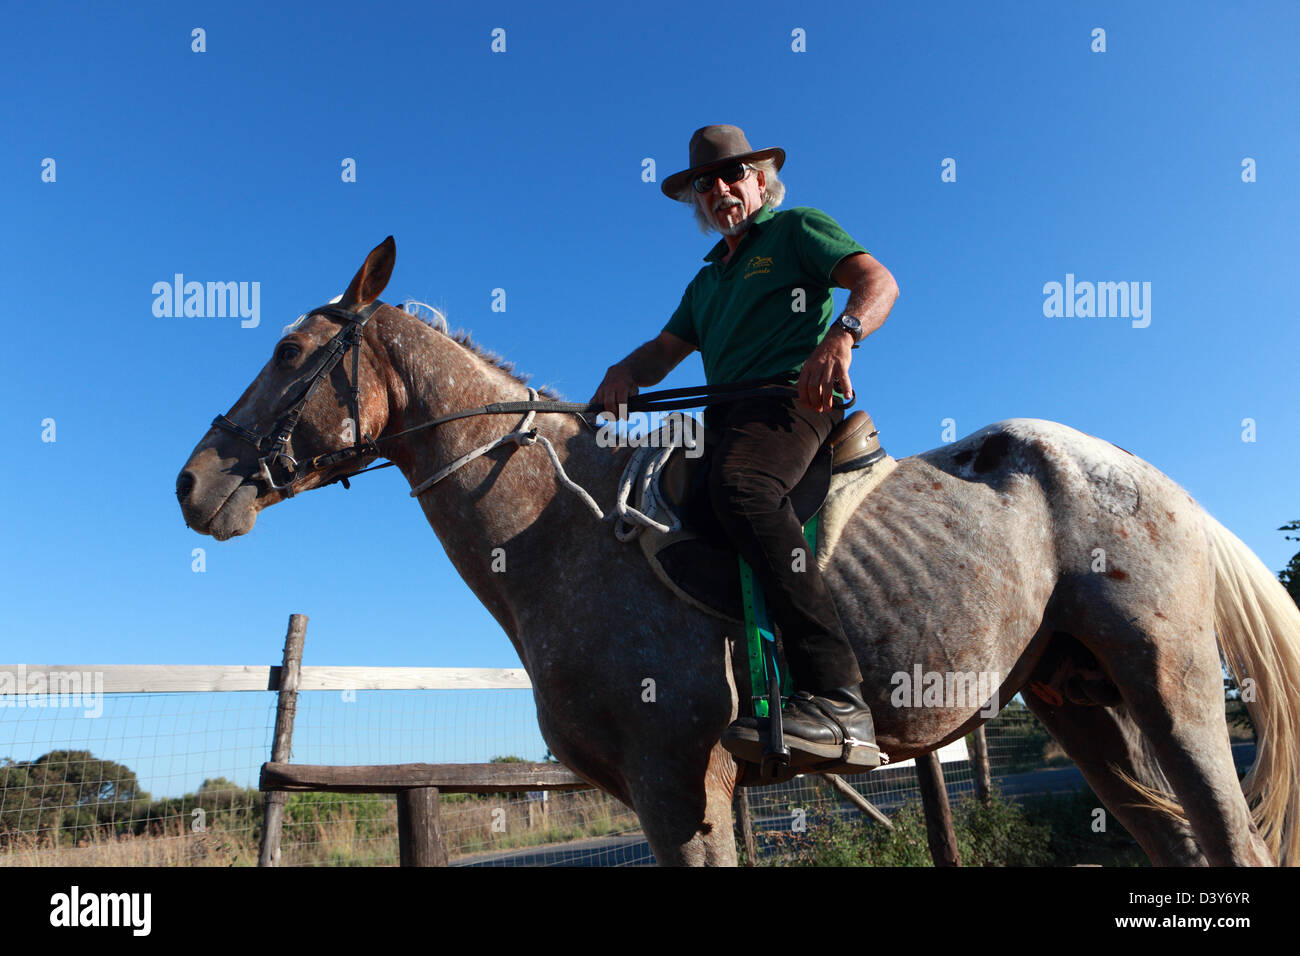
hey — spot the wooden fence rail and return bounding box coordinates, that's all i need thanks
[260,761,589,794]
[0,664,532,693]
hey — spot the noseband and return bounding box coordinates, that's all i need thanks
[211,300,382,497]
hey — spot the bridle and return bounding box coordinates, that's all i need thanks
[211,298,849,499]
[211,300,383,497]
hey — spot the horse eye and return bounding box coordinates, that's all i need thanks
[276,343,302,363]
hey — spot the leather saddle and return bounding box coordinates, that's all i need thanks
[625,410,890,622]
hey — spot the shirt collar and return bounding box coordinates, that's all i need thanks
[703,204,775,263]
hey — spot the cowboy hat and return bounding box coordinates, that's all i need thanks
[660,125,785,201]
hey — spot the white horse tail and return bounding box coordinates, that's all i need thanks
[1205,513,1300,865]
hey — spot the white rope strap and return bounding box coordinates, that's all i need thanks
[408,393,541,497]
[406,389,682,539]
[614,443,679,541]
[531,429,608,520]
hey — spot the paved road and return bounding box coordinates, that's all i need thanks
[454,832,654,867]
[453,741,1258,867]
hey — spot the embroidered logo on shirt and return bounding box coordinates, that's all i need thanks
[744,255,773,279]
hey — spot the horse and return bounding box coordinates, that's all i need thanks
[177,237,1300,866]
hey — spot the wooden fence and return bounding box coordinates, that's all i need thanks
[5,613,992,866]
[253,615,986,867]
[251,614,592,866]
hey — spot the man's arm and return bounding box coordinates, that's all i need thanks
[797,252,900,412]
[591,330,695,417]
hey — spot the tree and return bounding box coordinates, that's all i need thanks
[1279,520,1300,608]
[0,750,148,845]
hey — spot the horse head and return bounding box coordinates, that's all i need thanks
[176,236,398,539]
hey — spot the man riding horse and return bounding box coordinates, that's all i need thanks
[592,125,900,771]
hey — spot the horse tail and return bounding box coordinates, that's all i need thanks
[1205,513,1300,866]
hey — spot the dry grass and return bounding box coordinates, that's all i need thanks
[0,789,638,867]
[1,816,254,867]
[439,790,637,856]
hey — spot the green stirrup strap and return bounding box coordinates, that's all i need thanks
[739,513,819,717]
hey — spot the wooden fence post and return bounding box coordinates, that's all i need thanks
[969,726,993,808]
[397,787,449,866]
[732,787,757,865]
[821,773,894,829]
[258,614,307,867]
[916,751,960,867]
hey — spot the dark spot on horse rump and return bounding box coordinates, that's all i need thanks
[1144,520,1161,543]
[952,449,974,467]
[1154,611,1167,620]
[931,482,942,490]
[1105,567,1128,581]
[1117,527,1129,539]
[973,433,1013,473]
[1166,511,1177,522]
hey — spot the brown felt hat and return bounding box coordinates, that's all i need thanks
[660,125,785,201]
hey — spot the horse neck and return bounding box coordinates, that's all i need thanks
[374,311,624,638]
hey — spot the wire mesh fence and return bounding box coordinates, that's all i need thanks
[0,670,1070,867]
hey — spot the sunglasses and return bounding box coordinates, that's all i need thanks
[692,163,753,194]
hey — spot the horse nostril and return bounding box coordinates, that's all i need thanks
[176,471,196,502]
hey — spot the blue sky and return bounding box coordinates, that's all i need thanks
[2,2,1297,790]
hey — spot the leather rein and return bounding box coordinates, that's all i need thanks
[211,299,846,498]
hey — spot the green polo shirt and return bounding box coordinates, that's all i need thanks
[663,205,867,387]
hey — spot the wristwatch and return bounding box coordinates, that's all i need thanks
[832,314,863,348]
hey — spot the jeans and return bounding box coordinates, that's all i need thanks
[705,396,864,694]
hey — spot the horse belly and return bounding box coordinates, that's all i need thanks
[822,456,1057,750]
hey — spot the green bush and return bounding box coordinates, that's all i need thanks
[763,787,1144,867]
[283,791,393,842]
[1016,789,1148,867]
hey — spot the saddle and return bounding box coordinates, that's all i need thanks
[620,410,899,623]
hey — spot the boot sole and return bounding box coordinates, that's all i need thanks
[722,726,881,771]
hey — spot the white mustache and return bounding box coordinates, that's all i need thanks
[713,198,743,214]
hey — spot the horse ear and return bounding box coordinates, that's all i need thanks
[340,236,396,308]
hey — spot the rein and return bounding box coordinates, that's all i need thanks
[315,376,830,496]
[213,299,852,504]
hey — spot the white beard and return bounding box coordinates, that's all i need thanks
[716,204,761,236]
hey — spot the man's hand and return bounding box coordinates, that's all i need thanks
[590,364,640,420]
[590,331,694,420]
[797,329,854,413]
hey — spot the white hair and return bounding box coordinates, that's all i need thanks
[678,158,786,234]
[400,299,449,334]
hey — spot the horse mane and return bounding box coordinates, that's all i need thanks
[396,300,561,401]
[442,328,562,401]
